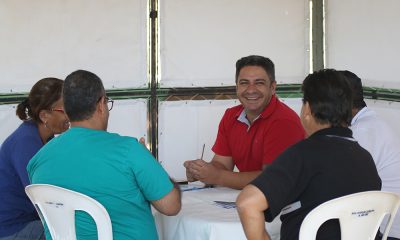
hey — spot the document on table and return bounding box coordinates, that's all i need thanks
[181,185,209,192]
[180,182,210,192]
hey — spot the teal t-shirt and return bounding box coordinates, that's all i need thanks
[27,127,173,239]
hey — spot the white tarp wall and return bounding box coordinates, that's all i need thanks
[159,0,310,87]
[0,99,147,147]
[0,104,20,145]
[107,99,148,141]
[325,0,400,89]
[158,99,239,181]
[0,0,148,93]
[2,0,400,183]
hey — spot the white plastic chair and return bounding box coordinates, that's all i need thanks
[299,191,400,240]
[25,184,113,240]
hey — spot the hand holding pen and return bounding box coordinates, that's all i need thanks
[183,144,220,185]
[183,144,206,182]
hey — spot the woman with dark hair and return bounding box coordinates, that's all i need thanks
[0,78,69,239]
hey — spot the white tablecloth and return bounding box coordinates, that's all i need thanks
[154,187,281,240]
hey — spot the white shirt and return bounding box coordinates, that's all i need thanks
[351,106,400,238]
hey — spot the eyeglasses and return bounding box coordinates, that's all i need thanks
[50,108,65,114]
[97,96,114,111]
[105,96,114,111]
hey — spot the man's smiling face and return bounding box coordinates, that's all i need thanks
[236,65,276,121]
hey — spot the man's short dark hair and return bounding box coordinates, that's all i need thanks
[63,70,105,121]
[235,55,275,83]
[302,69,353,127]
[339,70,367,110]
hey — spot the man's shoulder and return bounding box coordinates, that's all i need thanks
[104,131,139,144]
[85,132,142,156]
[101,132,146,156]
[353,109,400,146]
[46,129,141,158]
[224,104,244,115]
[217,104,243,123]
[353,108,391,132]
[357,108,382,125]
[259,96,300,121]
[263,99,302,131]
[280,137,307,155]
[67,127,138,143]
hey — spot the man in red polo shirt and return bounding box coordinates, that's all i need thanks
[184,55,305,189]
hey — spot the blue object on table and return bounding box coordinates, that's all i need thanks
[213,201,236,209]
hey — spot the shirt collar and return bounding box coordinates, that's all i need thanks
[310,127,353,139]
[237,110,251,126]
[235,94,278,126]
[351,106,368,125]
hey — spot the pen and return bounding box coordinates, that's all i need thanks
[200,143,205,160]
[182,184,214,192]
[199,143,214,188]
[182,186,208,192]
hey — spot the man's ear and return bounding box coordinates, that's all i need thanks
[303,101,313,119]
[96,96,106,114]
[270,81,277,95]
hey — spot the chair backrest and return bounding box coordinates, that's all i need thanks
[25,184,113,240]
[299,191,400,240]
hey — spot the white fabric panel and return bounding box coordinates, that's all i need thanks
[0,104,22,146]
[159,0,309,87]
[325,0,400,89]
[280,97,303,116]
[108,99,148,141]
[158,99,239,181]
[0,0,147,93]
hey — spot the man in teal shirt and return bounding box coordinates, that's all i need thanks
[27,70,181,239]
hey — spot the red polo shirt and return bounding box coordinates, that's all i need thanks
[212,95,305,171]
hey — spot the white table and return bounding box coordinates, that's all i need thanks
[154,187,281,240]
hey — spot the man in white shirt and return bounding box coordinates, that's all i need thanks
[342,70,400,240]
